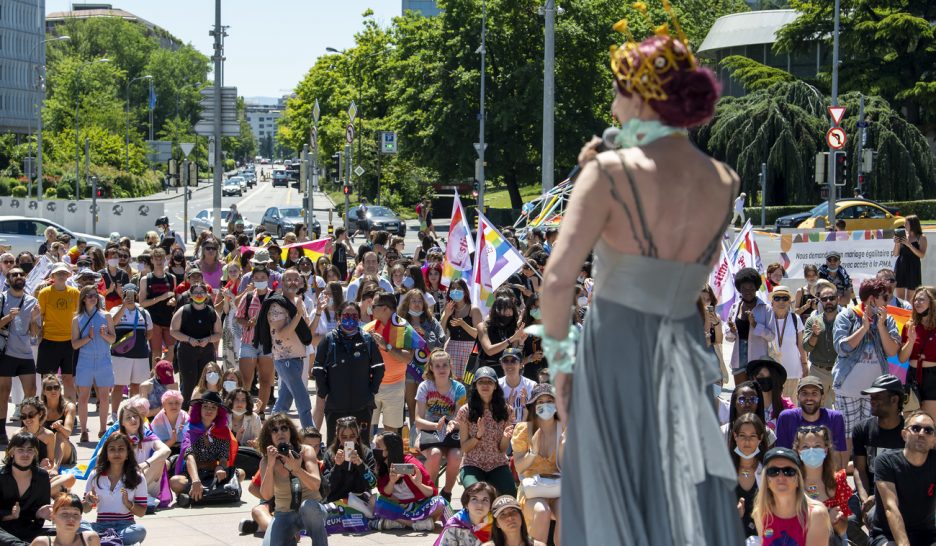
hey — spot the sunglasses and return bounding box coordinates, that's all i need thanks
[797,425,825,434]
[336,416,358,425]
[203,247,218,251]
[908,424,936,435]
[7,273,23,278]
[20,411,39,420]
[1,260,14,265]
[765,466,799,478]
[270,425,291,434]
[820,296,838,302]
[737,396,759,405]
[773,296,791,302]
[44,384,61,391]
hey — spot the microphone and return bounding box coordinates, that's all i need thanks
[596,127,620,153]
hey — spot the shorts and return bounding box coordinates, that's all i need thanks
[911,366,936,401]
[75,356,115,388]
[835,394,870,436]
[37,340,75,375]
[372,381,405,429]
[112,356,151,385]
[239,343,271,360]
[0,355,36,377]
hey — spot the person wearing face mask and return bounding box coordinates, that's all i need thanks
[478,297,525,377]
[720,381,777,447]
[818,250,854,307]
[14,251,35,277]
[441,280,483,382]
[0,266,40,445]
[169,282,222,410]
[100,245,130,311]
[313,301,384,445]
[803,282,842,408]
[774,377,847,471]
[832,278,900,454]
[728,413,768,538]
[792,425,852,541]
[237,267,276,416]
[167,247,187,286]
[511,383,563,545]
[746,357,795,431]
[725,267,775,384]
[109,284,154,423]
[191,362,224,402]
[399,288,446,453]
[138,360,179,419]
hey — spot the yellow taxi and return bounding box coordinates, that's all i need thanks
[797,199,905,231]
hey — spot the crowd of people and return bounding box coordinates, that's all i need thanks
[0,213,576,546]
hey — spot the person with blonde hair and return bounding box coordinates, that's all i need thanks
[752,447,831,545]
[415,349,465,502]
[72,285,116,442]
[899,286,936,420]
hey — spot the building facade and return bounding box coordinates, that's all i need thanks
[402,0,441,17]
[0,0,46,134]
[244,102,281,144]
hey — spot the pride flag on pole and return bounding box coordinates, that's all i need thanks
[279,238,332,263]
[886,306,913,382]
[472,211,526,317]
[441,191,475,288]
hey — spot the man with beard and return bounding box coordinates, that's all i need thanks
[0,267,39,444]
[775,376,848,469]
[877,268,912,310]
[870,410,936,546]
[804,283,843,407]
[852,374,905,539]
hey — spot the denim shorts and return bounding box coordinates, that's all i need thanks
[75,356,115,388]
[239,343,271,360]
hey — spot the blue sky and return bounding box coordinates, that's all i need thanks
[46,1,401,98]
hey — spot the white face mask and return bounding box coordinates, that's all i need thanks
[107,259,119,268]
[222,380,237,393]
[232,409,246,417]
[254,281,268,290]
[205,372,220,385]
[733,446,760,460]
[535,403,557,420]
[408,309,423,318]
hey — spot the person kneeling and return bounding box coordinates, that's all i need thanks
[257,414,328,546]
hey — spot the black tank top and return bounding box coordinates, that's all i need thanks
[146,272,175,326]
[447,312,475,342]
[180,304,216,339]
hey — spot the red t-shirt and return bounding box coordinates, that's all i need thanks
[901,323,936,362]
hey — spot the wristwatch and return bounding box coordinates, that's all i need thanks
[386,343,393,351]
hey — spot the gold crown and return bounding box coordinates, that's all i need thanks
[610,0,698,102]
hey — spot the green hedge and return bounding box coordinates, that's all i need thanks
[880,200,936,220]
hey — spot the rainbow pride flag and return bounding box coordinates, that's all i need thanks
[365,314,429,379]
[887,305,912,382]
[441,191,475,288]
[471,211,526,317]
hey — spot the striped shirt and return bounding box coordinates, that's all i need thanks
[85,470,147,523]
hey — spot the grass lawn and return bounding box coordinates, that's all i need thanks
[482,184,544,209]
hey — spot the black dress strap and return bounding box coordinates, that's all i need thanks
[695,169,740,264]
[591,155,657,258]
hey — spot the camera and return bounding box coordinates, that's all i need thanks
[391,463,416,476]
[277,442,297,457]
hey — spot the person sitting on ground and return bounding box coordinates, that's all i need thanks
[17,397,75,494]
[79,433,147,545]
[721,380,777,447]
[774,376,848,470]
[511,383,563,545]
[190,361,224,403]
[792,425,852,541]
[39,375,77,471]
[434,481,496,546]
[112,400,170,503]
[0,432,52,545]
[256,414,328,546]
[320,416,377,504]
[752,447,831,546]
[30,492,100,546]
[482,495,547,546]
[370,431,451,532]
[416,349,466,503]
[457,367,516,497]
[148,390,188,456]
[138,360,179,419]
[169,391,238,507]
[730,413,768,538]
[747,357,795,431]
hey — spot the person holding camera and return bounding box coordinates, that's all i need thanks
[893,215,927,302]
[257,414,328,546]
[371,431,451,532]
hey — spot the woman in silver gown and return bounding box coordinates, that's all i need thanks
[538,21,745,546]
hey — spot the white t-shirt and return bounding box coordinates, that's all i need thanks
[84,470,148,523]
[499,376,536,424]
[839,337,886,398]
[111,306,153,331]
[772,312,804,379]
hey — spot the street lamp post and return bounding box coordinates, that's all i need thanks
[31,35,69,200]
[477,0,488,212]
[125,75,153,172]
[74,58,110,199]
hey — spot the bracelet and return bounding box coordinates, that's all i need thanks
[525,324,579,375]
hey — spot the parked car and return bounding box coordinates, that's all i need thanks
[775,199,902,232]
[260,206,321,239]
[189,208,255,241]
[794,199,904,231]
[346,205,407,237]
[222,178,242,197]
[0,216,109,255]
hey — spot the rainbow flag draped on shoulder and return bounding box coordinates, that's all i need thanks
[365,313,429,381]
[472,211,526,318]
[441,191,475,288]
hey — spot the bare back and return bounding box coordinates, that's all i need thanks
[591,137,738,265]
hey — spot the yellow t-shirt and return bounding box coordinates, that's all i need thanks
[38,285,80,341]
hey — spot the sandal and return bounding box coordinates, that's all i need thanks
[80,431,89,444]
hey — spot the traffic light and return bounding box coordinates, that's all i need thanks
[330,154,340,182]
[342,184,351,196]
[833,151,847,187]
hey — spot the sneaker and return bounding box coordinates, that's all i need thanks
[412,519,435,532]
[375,519,405,531]
[106,412,117,426]
[146,497,158,515]
[238,519,259,535]
[347,492,374,518]
[440,490,452,503]
[176,494,191,508]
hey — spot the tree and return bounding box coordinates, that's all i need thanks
[774,0,936,127]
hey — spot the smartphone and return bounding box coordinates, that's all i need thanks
[343,441,355,454]
[896,228,907,239]
[391,463,416,476]
[706,305,715,314]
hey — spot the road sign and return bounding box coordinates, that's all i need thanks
[345,124,355,144]
[354,165,365,177]
[310,125,317,150]
[313,99,321,124]
[194,121,240,137]
[473,142,488,154]
[826,127,847,150]
[180,142,195,158]
[348,101,357,122]
[146,140,173,163]
[828,106,846,126]
[379,131,398,154]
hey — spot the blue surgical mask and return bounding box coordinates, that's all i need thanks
[799,447,826,468]
[535,403,556,420]
[402,276,415,289]
[340,316,360,332]
[450,289,464,302]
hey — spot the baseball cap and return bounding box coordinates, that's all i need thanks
[491,495,522,518]
[472,366,498,384]
[500,348,522,362]
[826,250,842,259]
[861,374,904,395]
[122,283,139,294]
[797,376,824,394]
[763,447,802,467]
[76,267,99,279]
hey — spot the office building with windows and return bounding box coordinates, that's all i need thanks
[0,0,46,134]
[245,101,282,143]
[402,0,441,17]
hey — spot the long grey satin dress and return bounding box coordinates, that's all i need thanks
[560,157,743,545]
